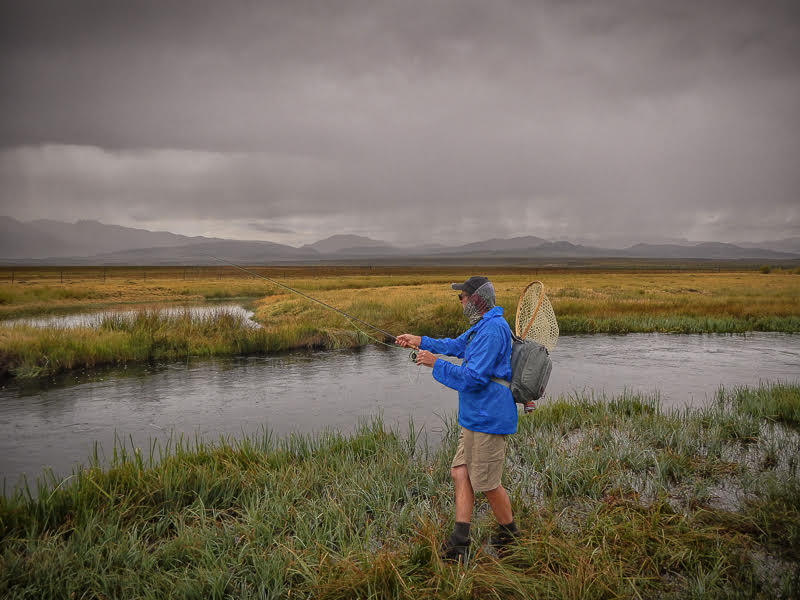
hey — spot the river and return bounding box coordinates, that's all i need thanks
[1,332,798,491]
[4,303,258,329]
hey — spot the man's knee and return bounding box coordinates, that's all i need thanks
[451,465,469,483]
[483,484,503,498]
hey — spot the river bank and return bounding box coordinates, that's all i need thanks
[1,268,798,379]
[1,383,798,598]
[2,308,798,381]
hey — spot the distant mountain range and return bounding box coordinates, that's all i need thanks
[0,216,222,259]
[300,234,393,254]
[1,216,798,264]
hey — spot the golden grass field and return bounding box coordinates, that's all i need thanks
[0,265,798,378]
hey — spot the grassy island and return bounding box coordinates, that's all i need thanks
[1,266,798,379]
[2,383,799,598]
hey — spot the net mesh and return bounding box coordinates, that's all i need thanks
[515,281,559,352]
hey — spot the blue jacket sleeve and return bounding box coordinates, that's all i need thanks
[419,332,468,358]
[431,327,502,392]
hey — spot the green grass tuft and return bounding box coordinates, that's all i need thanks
[2,383,799,598]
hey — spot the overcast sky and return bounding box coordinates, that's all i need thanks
[1,0,798,247]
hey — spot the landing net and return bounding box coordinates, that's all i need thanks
[515,281,559,352]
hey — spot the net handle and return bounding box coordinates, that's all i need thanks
[517,280,545,339]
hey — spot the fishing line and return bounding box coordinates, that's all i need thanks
[206,255,417,358]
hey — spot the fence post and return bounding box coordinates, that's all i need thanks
[10,271,13,285]
[61,271,63,284]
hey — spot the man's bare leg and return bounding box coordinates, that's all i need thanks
[483,484,513,525]
[451,465,474,522]
[441,465,474,562]
[484,484,519,554]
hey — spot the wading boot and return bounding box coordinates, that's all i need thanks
[490,521,520,559]
[440,522,471,564]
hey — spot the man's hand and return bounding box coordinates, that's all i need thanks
[415,349,436,368]
[395,334,421,349]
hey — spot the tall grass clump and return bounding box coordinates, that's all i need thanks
[556,314,800,335]
[716,382,800,428]
[2,383,799,598]
[0,307,381,379]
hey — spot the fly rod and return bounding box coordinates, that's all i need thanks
[206,255,402,344]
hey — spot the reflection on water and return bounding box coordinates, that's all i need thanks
[2,304,258,329]
[0,333,798,490]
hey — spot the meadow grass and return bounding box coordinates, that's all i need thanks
[0,309,369,378]
[1,383,799,599]
[1,267,798,379]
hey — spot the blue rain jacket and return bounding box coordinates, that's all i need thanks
[420,306,516,434]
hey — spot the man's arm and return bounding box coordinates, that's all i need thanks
[419,333,468,358]
[396,332,468,358]
[432,328,502,392]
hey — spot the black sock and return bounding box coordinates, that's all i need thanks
[495,520,519,544]
[498,520,518,535]
[449,521,471,545]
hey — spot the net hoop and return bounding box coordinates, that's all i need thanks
[515,280,559,352]
[517,280,544,339]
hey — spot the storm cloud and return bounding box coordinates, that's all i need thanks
[1,0,798,246]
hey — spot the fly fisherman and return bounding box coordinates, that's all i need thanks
[395,276,519,562]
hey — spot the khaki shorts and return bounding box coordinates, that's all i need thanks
[450,427,507,492]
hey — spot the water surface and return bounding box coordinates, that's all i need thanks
[2,304,258,329]
[1,333,797,490]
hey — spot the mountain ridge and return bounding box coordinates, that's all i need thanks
[1,217,798,264]
[301,234,393,254]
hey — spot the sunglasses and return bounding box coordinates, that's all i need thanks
[458,292,468,300]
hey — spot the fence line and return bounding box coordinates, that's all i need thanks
[0,265,400,284]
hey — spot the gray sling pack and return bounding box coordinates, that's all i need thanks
[491,334,552,404]
[466,330,553,404]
